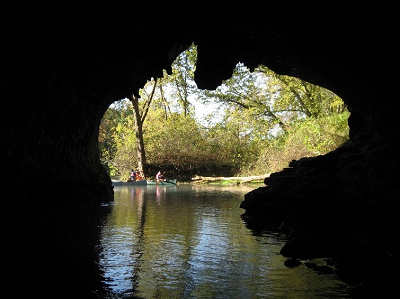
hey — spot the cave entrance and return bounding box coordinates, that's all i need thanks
[99,45,349,182]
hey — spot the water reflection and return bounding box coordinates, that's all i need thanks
[98,185,352,298]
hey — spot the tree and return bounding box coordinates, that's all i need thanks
[206,64,346,134]
[172,45,198,116]
[109,44,198,179]
[99,49,349,179]
[199,63,349,175]
[129,78,158,178]
[159,44,199,117]
[99,100,135,178]
[255,65,348,124]
[203,64,287,136]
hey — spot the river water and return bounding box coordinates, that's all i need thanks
[98,184,352,298]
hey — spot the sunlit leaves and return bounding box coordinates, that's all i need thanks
[99,46,349,179]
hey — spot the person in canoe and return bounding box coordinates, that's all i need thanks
[135,169,143,181]
[130,169,137,181]
[156,171,165,182]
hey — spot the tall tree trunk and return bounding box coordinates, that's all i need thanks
[129,78,158,178]
[131,95,148,178]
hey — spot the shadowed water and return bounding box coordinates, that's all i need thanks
[98,184,352,298]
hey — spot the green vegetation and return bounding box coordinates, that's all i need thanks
[99,44,349,181]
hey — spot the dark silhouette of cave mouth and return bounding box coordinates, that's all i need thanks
[2,5,398,297]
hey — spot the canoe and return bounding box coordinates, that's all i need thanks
[112,180,147,186]
[147,179,177,186]
[112,179,177,186]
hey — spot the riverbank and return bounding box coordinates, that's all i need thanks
[112,175,268,187]
[190,174,268,186]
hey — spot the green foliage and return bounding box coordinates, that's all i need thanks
[99,46,350,179]
[99,100,136,179]
[293,113,350,155]
[205,64,349,176]
[144,111,238,177]
[248,112,350,174]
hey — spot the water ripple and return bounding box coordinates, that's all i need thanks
[98,185,352,298]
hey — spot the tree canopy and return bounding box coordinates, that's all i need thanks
[99,44,349,181]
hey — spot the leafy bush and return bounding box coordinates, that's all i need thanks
[248,112,350,174]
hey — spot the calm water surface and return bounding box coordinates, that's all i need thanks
[98,184,351,298]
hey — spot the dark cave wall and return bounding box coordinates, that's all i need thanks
[2,4,399,296]
[1,5,397,204]
[193,6,397,140]
[1,7,192,202]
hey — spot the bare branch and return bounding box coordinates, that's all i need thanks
[141,78,158,123]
